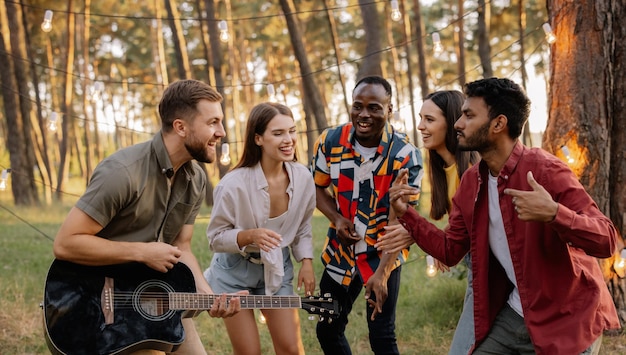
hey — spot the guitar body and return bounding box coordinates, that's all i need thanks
[43,259,196,355]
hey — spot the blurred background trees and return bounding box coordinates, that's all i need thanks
[0,0,552,204]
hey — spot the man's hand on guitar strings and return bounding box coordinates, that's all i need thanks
[208,290,248,318]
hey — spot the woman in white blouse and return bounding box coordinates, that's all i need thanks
[204,102,316,355]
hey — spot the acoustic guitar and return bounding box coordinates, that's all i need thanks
[42,259,338,355]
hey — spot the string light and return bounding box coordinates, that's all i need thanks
[432,32,443,56]
[92,81,105,100]
[218,20,230,43]
[267,84,277,102]
[48,112,58,132]
[560,145,574,164]
[41,10,53,33]
[426,255,437,277]
[0,169,9,191]
[614,249,626,277]
[542,23,556,44]
[219,142,231,165]
[390,0,402,22]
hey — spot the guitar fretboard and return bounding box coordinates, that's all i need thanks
[169,293,303,310]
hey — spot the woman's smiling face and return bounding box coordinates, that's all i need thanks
[418,99,448,151]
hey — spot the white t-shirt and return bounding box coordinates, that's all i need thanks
[488,173,523,317]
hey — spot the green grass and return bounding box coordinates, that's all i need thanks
[1,193,624,354]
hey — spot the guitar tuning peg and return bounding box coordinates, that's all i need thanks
[308,315,315,321]
[318,316,325,323]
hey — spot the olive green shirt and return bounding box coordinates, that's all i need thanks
[76,133,206,244]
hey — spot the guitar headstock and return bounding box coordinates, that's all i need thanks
[300,293,340,323]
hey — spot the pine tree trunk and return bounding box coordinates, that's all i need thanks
[545,0,626,330]
[355,0,383,79]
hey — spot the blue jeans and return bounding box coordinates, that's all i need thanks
[316,267,401,355]
[449,254,475,355]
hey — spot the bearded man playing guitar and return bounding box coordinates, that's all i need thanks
[49,80,242,354]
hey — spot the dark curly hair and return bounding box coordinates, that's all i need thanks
[464,77,531,139]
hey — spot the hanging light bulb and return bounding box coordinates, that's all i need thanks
[542,23,556,44]
[219,142,231,166]
[432,32,444,55]
[218,20,230,43]
[560,145,574,164]
[0,169,9,191]
[41,10,53,33]
[614,249,626,277]
[390,0,402,22]
[426,255,437,277]
[48,112,58,132]
[92,81,105,100]
[267,84,277,102]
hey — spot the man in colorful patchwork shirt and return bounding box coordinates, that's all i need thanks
[311,75,423,355]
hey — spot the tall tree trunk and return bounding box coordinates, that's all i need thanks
[607,0,626,330]
[164,0,191,79]
[0,5,34,205]
[356,0,383,79]
[4,0,38,205]
[323,0,350,117]
[56,0,76,201]
[399,0,418,145]
[195,0,211,83]
[81,0,94,182]
[412,0,429,98]
[477,0,493,78]
[545,0,626,329]
[153,0,169,86]
[21,3,53,204]
[455,0,466,87]
[383,4,402,118]
[204,0,229,181]
[278,0,328,141]
[518,0,532,146]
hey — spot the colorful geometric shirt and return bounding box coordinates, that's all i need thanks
[311,121,423,288]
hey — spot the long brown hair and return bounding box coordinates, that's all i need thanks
[234,102,297,169]
[424,90,480,220]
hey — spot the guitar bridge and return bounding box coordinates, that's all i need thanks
[101,277,114,325]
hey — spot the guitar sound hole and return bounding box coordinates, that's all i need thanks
[133,280,175,321]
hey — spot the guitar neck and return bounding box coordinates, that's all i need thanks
[169,293,303,311]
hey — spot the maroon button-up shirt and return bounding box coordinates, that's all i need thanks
[399,141,620,355]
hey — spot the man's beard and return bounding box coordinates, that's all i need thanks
[458,120,492,152]
[185,136,214,164]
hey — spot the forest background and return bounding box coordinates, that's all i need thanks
[0,0,625,353]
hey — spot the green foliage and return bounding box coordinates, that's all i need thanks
[1,200,625,353]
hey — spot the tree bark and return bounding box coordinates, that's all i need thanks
[164,0,191,79]
[278,0,328,140]
[545,0,626,330]
[323,0,350,117]
[4,0,38,205]
[455,0,466,87]
[356,0,383,79]
[56,0,76,201]
[477,0,493,78]
[411,0,429,98]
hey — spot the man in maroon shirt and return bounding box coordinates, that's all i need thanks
[377,77,620,355]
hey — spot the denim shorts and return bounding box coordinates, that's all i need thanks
[204,247,295,296]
